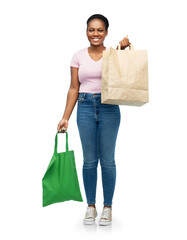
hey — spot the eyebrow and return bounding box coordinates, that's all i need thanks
[88,27,104,29]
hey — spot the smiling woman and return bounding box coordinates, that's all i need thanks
[86,15,108,55]
[57,13,130,227]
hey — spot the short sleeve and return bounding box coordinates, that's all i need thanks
[70,52,80,68]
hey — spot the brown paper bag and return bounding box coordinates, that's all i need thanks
[101,44,149,106]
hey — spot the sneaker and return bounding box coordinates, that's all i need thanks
[83,206,97,225]
[99,207,112,226]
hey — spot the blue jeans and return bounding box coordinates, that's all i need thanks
[76,92,121,206]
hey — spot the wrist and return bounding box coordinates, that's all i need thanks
[62,118,69,122]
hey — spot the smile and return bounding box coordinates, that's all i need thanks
[92,38,101,42]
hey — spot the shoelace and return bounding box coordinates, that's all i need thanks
[101,208,111,219]
[85,207,96,219]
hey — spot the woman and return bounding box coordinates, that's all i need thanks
[57,14,130,226]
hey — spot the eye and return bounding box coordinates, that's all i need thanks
[88,29,104,32]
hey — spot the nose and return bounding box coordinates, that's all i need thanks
[93,30,99,36]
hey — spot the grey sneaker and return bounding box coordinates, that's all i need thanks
[83,206,97,225]
[99,207,112,226]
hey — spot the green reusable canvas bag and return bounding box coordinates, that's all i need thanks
[42,131,83,207]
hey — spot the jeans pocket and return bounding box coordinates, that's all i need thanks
[77,96,84,104]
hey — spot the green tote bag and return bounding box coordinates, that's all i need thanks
[42,131,83,207]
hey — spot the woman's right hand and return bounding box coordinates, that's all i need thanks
[57,119,68,133]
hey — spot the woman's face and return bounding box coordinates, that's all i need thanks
[86,19,108,46]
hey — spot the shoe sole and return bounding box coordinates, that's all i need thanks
[83,219,96,225]
[83,212,97,225]
[99,220,111,226]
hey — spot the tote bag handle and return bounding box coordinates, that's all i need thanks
[54,131,69,154]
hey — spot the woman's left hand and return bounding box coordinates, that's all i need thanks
[116,35,130,50]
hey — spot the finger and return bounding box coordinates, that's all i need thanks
[120,40,125,48]
[58,128,66,133]
[124,39,129,45]
[118,41,122,48]
[62,127,67,133]
[122,39,128,46]
[121,39,127,45]
[57,124,63,132]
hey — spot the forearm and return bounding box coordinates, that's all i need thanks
[62,87,79,120]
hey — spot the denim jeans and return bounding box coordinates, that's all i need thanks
[76,92,121,206]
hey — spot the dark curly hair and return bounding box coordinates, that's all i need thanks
[86,14,109,31]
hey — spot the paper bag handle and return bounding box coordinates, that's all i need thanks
[118,42,134,51]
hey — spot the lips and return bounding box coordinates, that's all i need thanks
[92,38,101,42]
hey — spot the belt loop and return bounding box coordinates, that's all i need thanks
[83,93,86,99]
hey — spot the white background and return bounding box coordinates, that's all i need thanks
[0,0,187,239]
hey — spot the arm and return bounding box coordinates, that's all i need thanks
[57,67,80,132]
[62,67,80,120]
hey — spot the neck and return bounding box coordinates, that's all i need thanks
[88,44,106,52]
